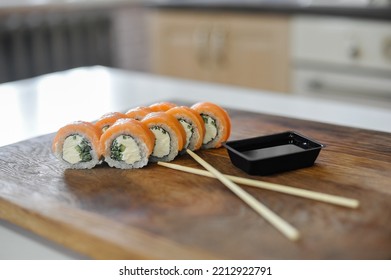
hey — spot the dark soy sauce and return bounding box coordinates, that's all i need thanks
[241,144,305,159]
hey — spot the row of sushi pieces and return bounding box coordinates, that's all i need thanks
[52,101,231,169]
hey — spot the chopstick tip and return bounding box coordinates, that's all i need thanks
[290,231,300,242]
[351,200,360,209]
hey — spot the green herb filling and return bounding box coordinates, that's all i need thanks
[75,138,93,162]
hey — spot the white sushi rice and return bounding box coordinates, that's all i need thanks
[53,133,101,169]
[178,119,192,149]
[148,124,179,163]
[200,113,224,149]
[177,116,202,152]
[103,133,150,169]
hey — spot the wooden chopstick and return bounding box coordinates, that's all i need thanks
[184,149,300,241]
[157,161,359,209]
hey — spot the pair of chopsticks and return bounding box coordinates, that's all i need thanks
[158,149,360,241]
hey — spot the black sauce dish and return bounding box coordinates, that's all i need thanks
[222,131,325,176]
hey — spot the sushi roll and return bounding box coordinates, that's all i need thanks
[142,112,186,162]
[52,121,102,169]
[125,106,153,120]
[191,102,231,149]
[95,112,128,133]
[166,106,205,152]
[149,101,177,112]
[100,118,155,169]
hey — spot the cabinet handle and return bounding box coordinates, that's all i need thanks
[210,26,227,67]
[383,37,391,62]
[193,26,210,67]
[346,39,360,60]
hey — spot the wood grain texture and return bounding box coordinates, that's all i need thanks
[1,109,391,259]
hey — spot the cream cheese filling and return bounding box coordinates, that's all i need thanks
[115,135,141,164]
[63,135,83,164]
[202,115,217,144]
[151,127,170,157]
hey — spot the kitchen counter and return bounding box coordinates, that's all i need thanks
[0,66,391,259]
[147,0,391,20]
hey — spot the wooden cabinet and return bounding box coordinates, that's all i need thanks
[149,10,290,92]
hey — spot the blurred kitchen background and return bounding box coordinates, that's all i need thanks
[1,0,391,108]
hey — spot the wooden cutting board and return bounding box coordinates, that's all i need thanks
[1,109,391,259]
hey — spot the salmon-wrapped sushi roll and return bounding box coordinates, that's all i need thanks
[100,118,155,169]
[191,102,231,149]
[95,112,128,133]
[142,112,186,162]
[52,121,102,169]
[166,106,205,152]
[125,106,153,120]
[149,101,177,112]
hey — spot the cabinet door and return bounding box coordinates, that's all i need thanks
[150,11,214,81]
[211,13,290,92]
[150,10,290,92]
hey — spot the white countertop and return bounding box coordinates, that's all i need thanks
[0,66,390,259]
